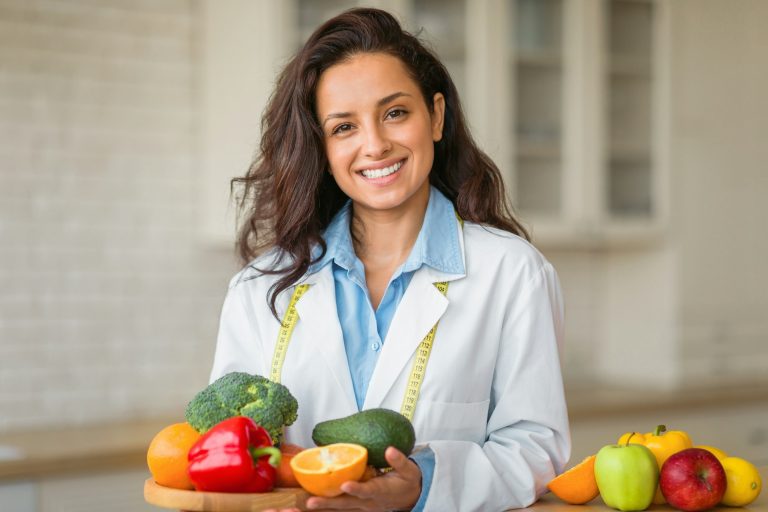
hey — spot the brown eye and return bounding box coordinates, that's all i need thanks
[385,109,407,120]
[331,123,353,135]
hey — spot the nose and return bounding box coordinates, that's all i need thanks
[362,123,392,158]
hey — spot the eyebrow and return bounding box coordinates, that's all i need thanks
[322,91,412,126]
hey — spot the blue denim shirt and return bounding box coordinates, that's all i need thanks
[311,186,463,510]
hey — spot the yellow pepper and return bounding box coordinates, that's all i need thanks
[617,431,646,446]
[643,425,693,468]
[616,425,693,505]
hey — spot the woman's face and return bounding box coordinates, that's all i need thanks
[315,52,444,217]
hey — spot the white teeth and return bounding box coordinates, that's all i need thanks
[361,160,403,179]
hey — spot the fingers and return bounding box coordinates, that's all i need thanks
[384,447,420,480]
[304,449,422,511]
[340,478,376,499]
[305,494,371,510]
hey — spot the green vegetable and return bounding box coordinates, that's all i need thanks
[312,408,415,468]
[185,372,298,444]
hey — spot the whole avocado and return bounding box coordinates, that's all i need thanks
[312,408,415,468]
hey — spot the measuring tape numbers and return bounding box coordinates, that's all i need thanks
[399,280,449,421]
[269,283,310,383]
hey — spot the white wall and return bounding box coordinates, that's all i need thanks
[545,0,768,390]
[0,0,237,431]
[669,0,768,385]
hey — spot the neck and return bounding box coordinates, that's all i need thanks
[351,189,430,267]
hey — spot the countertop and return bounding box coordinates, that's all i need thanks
[526,465,767,511]
[141,467,768,511]
[564,381,768,420]
[0,416,181,480]
[1,381,767,481]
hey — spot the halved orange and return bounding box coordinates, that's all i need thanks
[289,443,368,497]
[547,454,599,505]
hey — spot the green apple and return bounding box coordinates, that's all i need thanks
[595,442,659,511]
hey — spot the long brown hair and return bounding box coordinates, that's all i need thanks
[232,7,529,317]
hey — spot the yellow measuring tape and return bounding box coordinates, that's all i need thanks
[399,280,448,421]
[269,280,449,420]
[270,215,462,417]
[269,283,310,383]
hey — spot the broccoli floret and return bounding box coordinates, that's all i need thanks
[185,372,299,444]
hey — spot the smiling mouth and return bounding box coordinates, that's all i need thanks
[359,160,404,179]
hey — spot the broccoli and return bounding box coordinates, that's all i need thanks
[185,372,298,444]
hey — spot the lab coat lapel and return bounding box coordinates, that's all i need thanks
[362,268,449,409]
[294,267,357,412]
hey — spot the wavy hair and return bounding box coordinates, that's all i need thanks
[232,7,529,317]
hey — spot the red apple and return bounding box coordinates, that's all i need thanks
[660,448,727,511]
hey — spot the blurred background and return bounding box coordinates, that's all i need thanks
[1,0,766,510]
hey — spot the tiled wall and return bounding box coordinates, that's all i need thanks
[0,0,238,432]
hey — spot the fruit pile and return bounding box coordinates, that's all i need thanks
[547,424,762,511]
[146,372,416,499]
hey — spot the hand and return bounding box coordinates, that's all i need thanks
[264,447,422,512]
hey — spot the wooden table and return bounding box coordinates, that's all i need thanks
[144,466,767,511]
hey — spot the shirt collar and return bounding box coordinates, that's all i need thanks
[312,201,357,274]
[310,186,464,276]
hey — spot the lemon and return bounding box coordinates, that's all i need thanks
[694,445,728,461]
[720,456,762,507]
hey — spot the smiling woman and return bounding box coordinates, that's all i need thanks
[316,53,444,219]
[215,7,570,512]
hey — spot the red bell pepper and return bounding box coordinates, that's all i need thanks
[187,416,282,493]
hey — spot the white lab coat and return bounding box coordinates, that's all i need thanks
[210,220,571,511]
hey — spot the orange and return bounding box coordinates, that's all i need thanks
[289,443,368,497]
[146,422,200,490]
[547,454,599,505]
[276,443,304,488]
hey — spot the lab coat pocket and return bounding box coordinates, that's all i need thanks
[415,399,490,445]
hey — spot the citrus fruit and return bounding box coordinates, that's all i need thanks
[289,443,368,497]
[694,445,728,461]
[547,454,599,504]
[720,456,762,507]
[276,443,304,488]
[146,422,201,490]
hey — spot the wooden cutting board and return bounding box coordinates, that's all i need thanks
[144,478,311,511]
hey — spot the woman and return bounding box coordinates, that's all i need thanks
[212,8,570,511]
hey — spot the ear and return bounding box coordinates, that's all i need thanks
[431,92,445,142]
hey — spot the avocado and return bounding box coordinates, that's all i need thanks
[311,408,416,468]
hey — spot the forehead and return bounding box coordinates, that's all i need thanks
[316,53,422,113]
